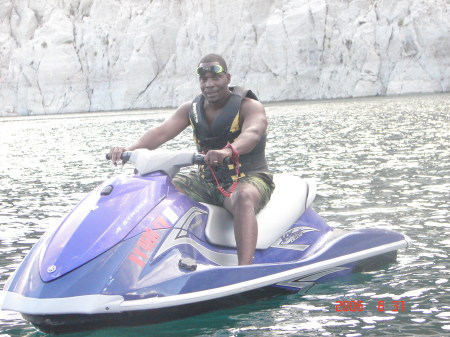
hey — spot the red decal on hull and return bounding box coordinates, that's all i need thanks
[128,226,162,268]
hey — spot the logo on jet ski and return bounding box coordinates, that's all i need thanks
[128,227,161,267]
[47,265,56,273]
[271,226,319,251]
[122,201,146,227]
[128,215,170,267]
[281,227,318,244]
[116,201,147,235]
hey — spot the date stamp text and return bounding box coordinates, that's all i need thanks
[335,300,406,312]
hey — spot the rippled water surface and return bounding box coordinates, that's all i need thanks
[0,93,449,336]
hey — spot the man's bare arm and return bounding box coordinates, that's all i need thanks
[110,102,191,164]
[129,102,191,150]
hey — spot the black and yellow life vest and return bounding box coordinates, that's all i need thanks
[188,86,269,183]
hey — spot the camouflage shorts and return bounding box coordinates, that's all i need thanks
[172,171,275,212]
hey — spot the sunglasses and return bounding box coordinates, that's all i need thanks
[196,65,227,76]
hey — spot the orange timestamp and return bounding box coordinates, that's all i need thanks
[335,300,406,312]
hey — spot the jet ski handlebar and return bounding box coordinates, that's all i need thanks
[106,151,229,165]
[192,153,205,165]
[106,150,231,177]
[105,151,132,162]
[191,154,231,165]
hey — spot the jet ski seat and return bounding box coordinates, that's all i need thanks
[203,174,316,249]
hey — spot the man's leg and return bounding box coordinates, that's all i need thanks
[223,182,262,265]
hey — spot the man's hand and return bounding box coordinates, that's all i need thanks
[204,147,233,166]
[109,147,128,166]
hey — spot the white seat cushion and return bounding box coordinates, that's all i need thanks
[203,174,316,249]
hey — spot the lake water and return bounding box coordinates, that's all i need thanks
[0,93,449,336]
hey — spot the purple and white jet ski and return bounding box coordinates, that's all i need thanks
[0,149,410,333]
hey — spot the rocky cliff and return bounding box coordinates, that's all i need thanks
[0,0,449,116]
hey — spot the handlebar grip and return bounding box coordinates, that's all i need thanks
[192,154,205,165]
[192,154,231,166]
[105,152,132,162]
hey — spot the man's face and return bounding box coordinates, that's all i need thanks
[197,62,231,104]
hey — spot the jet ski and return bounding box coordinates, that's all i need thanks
[0,149,410,334]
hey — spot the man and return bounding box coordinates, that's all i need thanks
[110,54,274,265]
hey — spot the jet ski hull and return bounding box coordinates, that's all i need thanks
[2,207,408,334]
[21,286,294,334]
[0,151,410,333]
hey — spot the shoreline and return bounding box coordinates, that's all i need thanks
[1,92,449,120]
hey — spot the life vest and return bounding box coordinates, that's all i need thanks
[188,86,269,183]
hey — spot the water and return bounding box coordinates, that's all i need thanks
[0,93,449,336]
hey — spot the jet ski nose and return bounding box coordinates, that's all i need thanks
[403,234,413,248]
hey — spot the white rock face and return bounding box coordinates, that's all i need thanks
[0,0,449,116]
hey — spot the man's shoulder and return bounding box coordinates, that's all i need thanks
[173,101,194,118]
[179,100,194,110]
[241,96,264,111]
[240,97,266,124]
